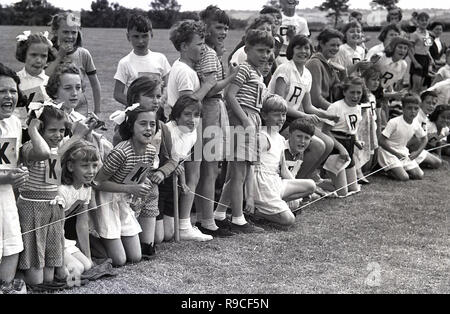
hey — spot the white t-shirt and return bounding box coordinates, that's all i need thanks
[230,46,247,66]
[366,43,385,61]
[167,59,200,109]
[331,44,366,74]
[0,115,22,168]
[382,116,427,155]
[114,50,171,88]
[268,60,312,111]
[279,13,310,58]
[57,184,92,213]
[325,99,362,135]
[375,53,408,90]
[427,78,450,105]
[165,121,197,161]
[437,64,450,80]
[415,109,429,133]
[427,121,449,140]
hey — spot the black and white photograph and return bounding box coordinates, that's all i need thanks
[0,0,448,299]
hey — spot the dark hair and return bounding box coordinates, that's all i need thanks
[127,76,162,107]
[350,11,362,18]
[169,20,205,52]
[245,29,274,49]
[127,13,153,33]
[387,7,402,22]
[340,22,362,43]
[169,95,201,121]
[46,62,81,100]
[50,12,83,49]
[429,105,450,122]
[385,37,411,58]
[0,62,26,108]
[377,23,401,43]
[289,118,315,136]
[420,90,438,102]
[335,76,369,104]
[245,15,275,36]
[286,35,314,60]
[417,12,430,21]
[259,6,281,15]
[16,33,56,64]
[61,140,99,185]
[119,106,159,141]
[429,21,444,31]
[200,5,230,26]
[27,104,68,136]
[316,28,344,51]
[401,92,421,107]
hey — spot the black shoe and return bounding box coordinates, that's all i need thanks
[215,217,232,230]
[230,222,264,234]
[141,243,156,260]
[195,223,235,237]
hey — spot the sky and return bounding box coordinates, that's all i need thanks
[1,0,450,11]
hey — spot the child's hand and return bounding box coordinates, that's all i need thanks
[130,183,152,198]
[339,149,350,162]
[409,151,421,160]
[174,165,185,176]
[180,183,190,195]
[242,117,253,129]
[357,61,373,71]
[228,62,240,77]
[28,118,43,132]
[201,73,217,87]
[7,168,29,189]
[72,120,95,138]
[244,197,255,215]
[307,114,321,125]
[395,151,408,160]
[150,171,165,185]
[58,42,74,57]
[355,141,365,150]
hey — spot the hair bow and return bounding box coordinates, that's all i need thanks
[16,30,31,42]
[109,103,141,125]
[40,31,53,47]
[66,12,81,27]
[28,102,63,119]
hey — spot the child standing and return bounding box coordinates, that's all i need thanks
[253,95,316,226]
[58,141,99,276]
[47,12,101,115]
[214,30,274,234]
[113,14,171,107]
[0,63,29,291]
[322,76,366,197]
[378,94,428,181]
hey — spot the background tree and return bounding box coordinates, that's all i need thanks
[318,0,349,28]
[149,0,181,28]
[370,0,399,10]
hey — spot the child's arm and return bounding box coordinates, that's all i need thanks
[306,61,332,110]
[225,83,252,128]
[0,168,29,187]
[206,64,239,97]
[280,152,295,180]
[94,167,151,197]
[26,119,51,161]
[179,73,217,102]
[409,136,427,160]
[76,208,91,261]
[302,93,339,122]
[113,80,128,106]
[88,73,102,114]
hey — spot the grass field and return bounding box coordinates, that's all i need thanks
[0,26,449,294]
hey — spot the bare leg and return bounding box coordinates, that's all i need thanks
[138,217,156,245]
[179,161,201,220]
[101,238,126,267]
[196,161,220,230]
[0,254,19,283]
[121,235,142,264]
[281,179,316,202]
[346,167,360,192]
[387,167,410,181]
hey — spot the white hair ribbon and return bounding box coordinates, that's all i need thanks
[28,102,63,119]
[16,30,31,42]
[66,12,81,27]
[109,103,141,125]
[41,31,53,47]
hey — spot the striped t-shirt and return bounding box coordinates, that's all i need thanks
[232,61,264,111]
[102,140,156,184]
[195,45,224,96]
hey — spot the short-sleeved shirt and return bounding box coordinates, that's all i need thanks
[232,61,265,111]
[325,99,362,135]
[16,68,50,102]
[268,60,312,112]
[195,45,224,96]
[410,30,433,55]
[415,109,429,133]
[437,64,450,80]
[167,59,200,108]
[382,116,427,155]
[165,121,197,161]
[102,140,156,184]
[331,44,366,74]
[279,13,310,57]
[66,47,97,91]
[376,53,408,90]
[57,185,92,212]
[427,78,450,105]
[114,50,171,88]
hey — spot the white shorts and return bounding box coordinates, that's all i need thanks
[64,238,81,256]
[415,150,429,165]
[1,185,24,257]
[378,148,419,172]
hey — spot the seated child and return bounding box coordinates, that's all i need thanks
[378,93,428,181]
[252,95,316,226]
[427,78,450,106]
[427,105,450,157]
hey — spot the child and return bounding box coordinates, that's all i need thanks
[277,0,310,64]
[355,67,380,184]
[47,12,101,115]
[113,14,171,107]
[157,95,213,242]
[194,6,237,238]
[214,30,274,234]
[0,63,29,292]
[427,78,450,106]
[322,76,366,197]
[15,31,55,129]
[427,105,450,157]
[366,24,401,61]
[93,105,157,265]
[332,22,371,76]
[252,95,316,226]
[378,93,428,181]
[433,50,450,84]
[18,103,90,285]
[409,12,434,92]
[58,141,99,277]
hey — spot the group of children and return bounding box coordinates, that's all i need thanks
[0,0,449,293]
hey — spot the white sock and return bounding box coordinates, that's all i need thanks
[214,211,226,221]
[232,215,247,226]
[179,218,192,230]
[201,218,218,231]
